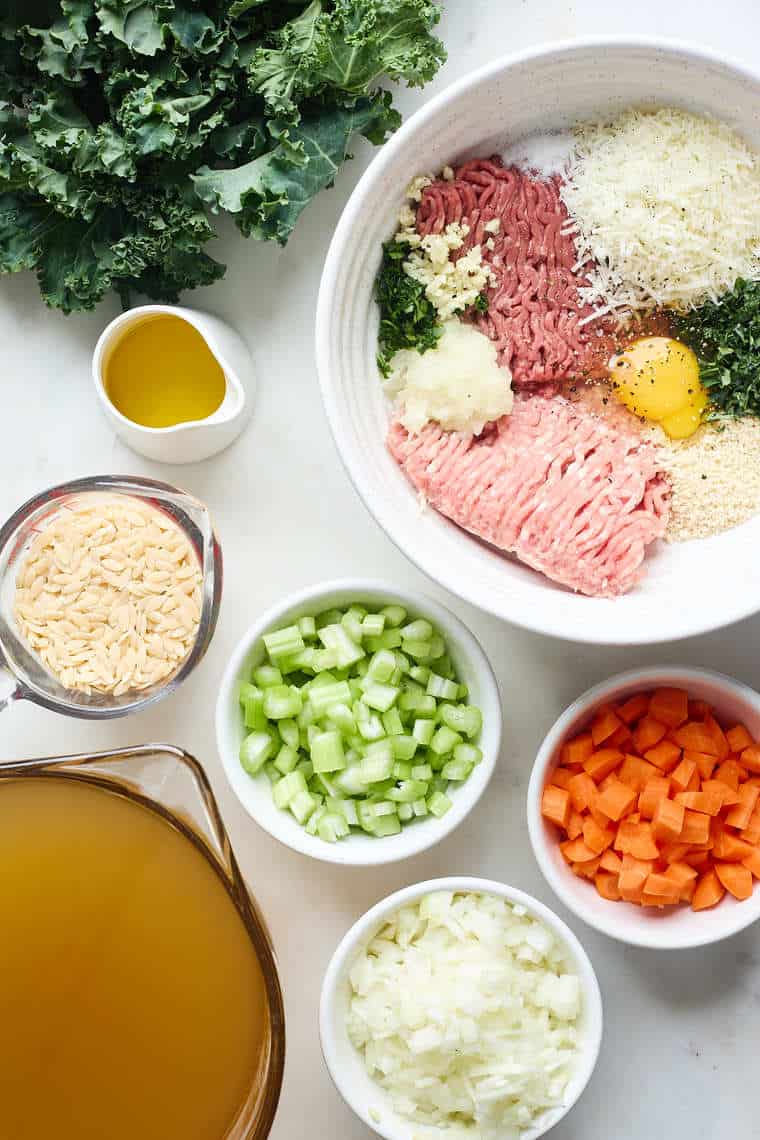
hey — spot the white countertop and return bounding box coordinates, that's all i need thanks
[3,3,759,1137]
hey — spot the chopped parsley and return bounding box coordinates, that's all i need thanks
[675,279,760,419]
[375,240,442,377]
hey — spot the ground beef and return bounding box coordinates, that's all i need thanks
[416,160,617,386]
[388,393,670,598]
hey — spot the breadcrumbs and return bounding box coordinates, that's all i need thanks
[649,419,760,541]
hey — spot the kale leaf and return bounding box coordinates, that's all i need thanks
[0,0,445,312]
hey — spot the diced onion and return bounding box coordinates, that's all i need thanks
[347,891,582,1135]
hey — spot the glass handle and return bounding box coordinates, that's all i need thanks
[0,658,20,713]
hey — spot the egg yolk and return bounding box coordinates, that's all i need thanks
[609,336,707,439]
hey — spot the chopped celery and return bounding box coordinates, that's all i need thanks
[441,758,473,781]
[238,600,484,842]
[297,614,317,639]
[263,625,304,660]
[427,790,453,818]
[240,731,275,774]
[361,613,386,637]
[311,730,346,773]
[381,604,407,628]
[274,744,299,775]
[430,725,463,756]
[263,684,303,720]
[290,788,317,824]
[413,718,435,745]
[382,707,404,736]
[391,735,418,761]
[368,649,396,683]
[253,664,283,689]
[272,770,307,809]
[426,673,459,701]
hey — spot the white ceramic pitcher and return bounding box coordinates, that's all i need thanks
[93,304,255,464]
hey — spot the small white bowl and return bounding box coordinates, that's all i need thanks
[216,580,501,866]
[319,876,603,1140]
[528,667,760,950]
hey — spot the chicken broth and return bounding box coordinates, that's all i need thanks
[0,777,269,1140]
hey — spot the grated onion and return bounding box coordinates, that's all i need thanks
[347,891,582,1137]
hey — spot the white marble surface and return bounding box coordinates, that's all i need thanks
[3,3,760,1138]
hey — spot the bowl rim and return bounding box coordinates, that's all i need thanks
[319,874,604,1140]
[215,578,502,866]
[316,35,760,646]
[527,665,760,949]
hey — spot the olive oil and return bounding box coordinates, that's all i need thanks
[104,314,226,428]
[0,777,270,1140]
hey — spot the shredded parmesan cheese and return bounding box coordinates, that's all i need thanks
[561,108,760,316]
[648,419,760,541]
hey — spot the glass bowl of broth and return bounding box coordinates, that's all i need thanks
[0,474,222,718]
[0,744,285,1140]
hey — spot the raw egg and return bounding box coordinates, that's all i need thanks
[609,336,707,439]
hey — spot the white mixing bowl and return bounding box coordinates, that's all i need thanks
[316,38,760,645]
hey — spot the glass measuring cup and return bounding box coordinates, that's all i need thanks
[0,744,286,1139]
[0,475,222,718]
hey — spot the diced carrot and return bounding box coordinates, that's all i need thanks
[595,870,621,901]
[739,806,760,846]
[672,722,720,756]
[726,725,754,753]
[644,872,681,904]
[591,706,623,746]
[638,776,671,820]
[714,758,744,790]
[680,810,711,846]
[560,837,597,863]
[619,854,653,903]
[673,789,724,817]
[600,848,623,874]
[583,814,616,854]
[607,724,633,750]
[684,850,712,872]
[725,784,760,830]
[742,848,760,880]
[740,746,760,775]
[670,756,697,792]
[567,810,584,840]
[618,754,658,792]
[689,699,712,720]
[583,748,624,783]
[589,805,614,830]
[618,693,650,725]
[652,797,685,842]
[595,779,637,822]
[649,687,689,728]
[711,826,753,862]
[573,856,603,880]
[551,766,575,790]
[541,785,571,829]
[567,771,597,813]
[699,715,729,762]
[714,861,753,901]
[692,868,726,911]
[683,750,716,781]
[597,771,619,793]
[659,841,691,865]
[664,861,698,902]
[643,740,681,773]
[633,716,668,754]
[700,779,740,808]
[560,733,594,768]
[617,820,660,861]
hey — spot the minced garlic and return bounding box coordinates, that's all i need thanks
[648,419,760,541]
[394,175,495,321]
